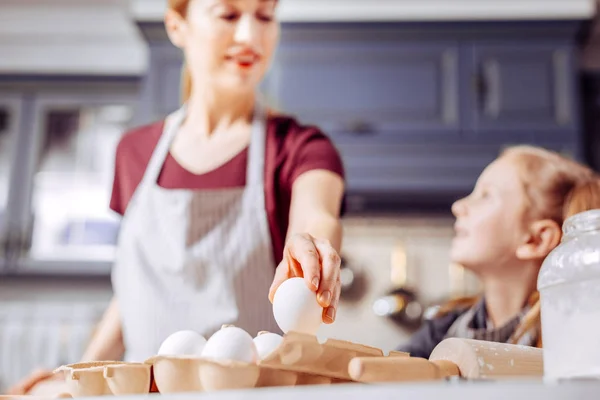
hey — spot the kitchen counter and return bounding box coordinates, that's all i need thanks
[85,381,600,400]
[131,0,597,22]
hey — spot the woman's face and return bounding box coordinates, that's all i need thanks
[168,0,279,94]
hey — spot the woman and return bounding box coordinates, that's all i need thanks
[9,0,344,393]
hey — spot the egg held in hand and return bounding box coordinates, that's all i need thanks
[253,331,284,360]
[201,325,258,363]
[158,330,207,356]
[272,277,323,335]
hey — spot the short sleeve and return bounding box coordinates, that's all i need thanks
[109,140,126,216]
[108,121,164,216]
[284,127,345,186]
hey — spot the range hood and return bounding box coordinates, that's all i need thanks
[131,0,596,22]
[0,0,147,76]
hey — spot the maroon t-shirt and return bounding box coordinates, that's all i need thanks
[110,115,345,264]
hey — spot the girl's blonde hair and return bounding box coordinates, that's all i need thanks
[168,0,193,103]
[440,145,597,347]
[564,179,600,219]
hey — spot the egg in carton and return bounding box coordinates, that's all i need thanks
[149,276,408,393]
[146,325,267,393]
[147,326,318,392]
[148,327,400,393]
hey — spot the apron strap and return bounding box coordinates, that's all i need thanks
[246,98,267,187]
[141,106,188,187]
[138,98,267,190]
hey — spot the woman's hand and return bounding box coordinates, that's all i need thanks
[6,368,60,396]
[268,232,342,324]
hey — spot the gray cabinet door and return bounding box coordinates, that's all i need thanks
[338,141,499,195]
[270,38,460,140]
[338,140,577,200]
[466,42,576,139]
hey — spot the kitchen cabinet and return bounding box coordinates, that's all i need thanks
[263,23,585,211]
[0,94,23,267]
[127,21,589,213]
[339,142,499,193]
[465,42,577,139]
[0,78,141,275]
[271,39,460,138]
[24,98,135,272]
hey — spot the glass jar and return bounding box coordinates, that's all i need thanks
[538,209,600,380]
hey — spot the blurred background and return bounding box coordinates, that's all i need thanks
[0,0,599,392]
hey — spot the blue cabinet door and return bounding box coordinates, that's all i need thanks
[338,140,578,199]
[141,43,183,121]
[465,42,577,141]
[337,141,499,195]
[269,37,461,140]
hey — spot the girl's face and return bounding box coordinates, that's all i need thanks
[167,0,279,94]
[451,156,531,275]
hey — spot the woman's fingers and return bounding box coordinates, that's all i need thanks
[286,233,321,291]
[268,234,342,325]
[7,369,53,395]
[323,280,342,324]
[313,239,341,309]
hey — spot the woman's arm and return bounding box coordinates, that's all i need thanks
[269,169,345,324]
[287,169,344,250]
[80,296,125,362]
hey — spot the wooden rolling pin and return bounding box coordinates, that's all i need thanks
[349,338,543,382]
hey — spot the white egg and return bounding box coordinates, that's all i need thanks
[272,277,323,335]
[253,332,283,360]
[158,330,207,356]
[201,325,258,363]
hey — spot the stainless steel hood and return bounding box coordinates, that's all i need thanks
[0,0,148,76]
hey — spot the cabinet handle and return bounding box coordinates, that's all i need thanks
[474,60,501,119]
[0,233,7,265]
[442,50,458,125]
[553,49,572,126]
[481,60,501,119]
[345,120,377,135]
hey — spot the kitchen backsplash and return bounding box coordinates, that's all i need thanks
[0,214,476,389]
[318,215,480,353]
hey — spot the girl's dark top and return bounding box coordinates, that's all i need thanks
[397,308,469,359]
[397,299,509,359]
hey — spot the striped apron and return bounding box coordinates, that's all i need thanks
[112,101,280,362]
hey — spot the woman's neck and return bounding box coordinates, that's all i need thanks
[183,87,256,139]
[480,261,539,328]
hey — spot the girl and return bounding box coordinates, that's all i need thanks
[399,145,597,359]
[565,178,600,218]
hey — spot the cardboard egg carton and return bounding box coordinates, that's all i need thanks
[52,361,152,398]
[51,332,407,397]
